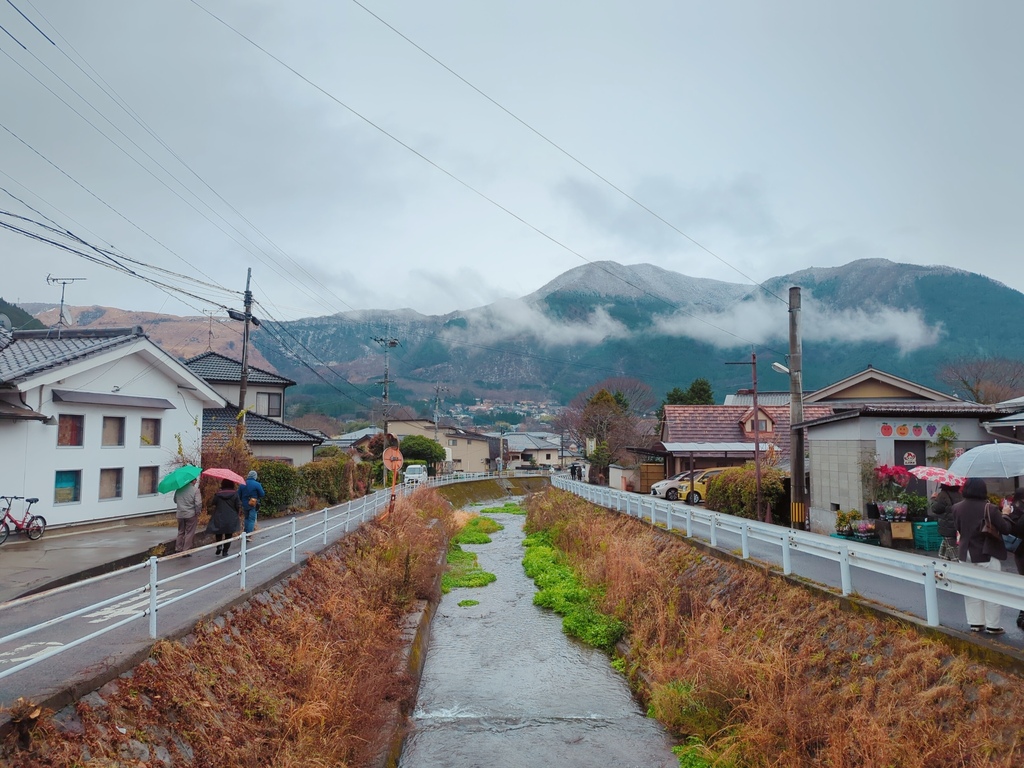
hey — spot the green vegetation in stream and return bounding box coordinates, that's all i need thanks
[478,501,526,515]
[452,515,503,544]
[442,544,497,593]
[521,531,624,652]
[457,599,480,607]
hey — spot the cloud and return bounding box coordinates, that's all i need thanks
[650,294,944,354]
[555,173,778,252]
[443,298,631,347]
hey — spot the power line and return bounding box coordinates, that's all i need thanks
[347,0,787,305]
[185,0,776,352]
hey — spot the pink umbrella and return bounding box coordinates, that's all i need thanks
[907,466,964,486]
[201,467,246,485]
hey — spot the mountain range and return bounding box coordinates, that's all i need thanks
[19,258,1024,418]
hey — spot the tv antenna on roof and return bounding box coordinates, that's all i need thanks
[46,274,86,333]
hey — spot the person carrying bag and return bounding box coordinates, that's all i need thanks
[953,478,1013,634]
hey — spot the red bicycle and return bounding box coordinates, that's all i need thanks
[0,496,46,544]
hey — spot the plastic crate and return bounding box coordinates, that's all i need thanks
[912,521,941,551]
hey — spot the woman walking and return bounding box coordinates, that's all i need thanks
[953,478,1013,634]
[173,478,201,556]
[207,478,243,557]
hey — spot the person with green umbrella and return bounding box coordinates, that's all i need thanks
[162,465,203,556]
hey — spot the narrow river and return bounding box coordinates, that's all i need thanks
[399,505,678,767]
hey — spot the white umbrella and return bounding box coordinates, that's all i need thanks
[947,442,1024,478]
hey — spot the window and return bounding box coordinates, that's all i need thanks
[54,470,82,504]
[102,416,125,447]
[138,466,159,496]
[256,392,282,417]
[545,453,552,460]
[745,418,769,433]
[99,468,124,499]
[448,439,458,446]
[57,414,84,447]
[140,418,161,447]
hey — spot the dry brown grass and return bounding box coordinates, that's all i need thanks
[0,488,453,767]
[526,488,1024,767]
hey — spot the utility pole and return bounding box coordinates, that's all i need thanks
[46,275,86,336]
[237,269,254,425]
[373,333,400,436]
[788,287,806,529]
[227,269,260,433]
[432,382,448,442]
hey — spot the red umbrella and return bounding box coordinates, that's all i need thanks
[201,467,246,485]
[908,466,964,486]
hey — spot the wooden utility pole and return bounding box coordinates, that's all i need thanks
[373,333,400,437]
[236,268,254,429]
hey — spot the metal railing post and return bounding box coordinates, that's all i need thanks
[148,556,158,639]
[666,502,673,532]
[741,521,749,559]
[240,531,247,590]
[840,546,852,595]
[924,561,939,626]
[323,507,329,545]
[685,507,692,537]
[650,498,656,525]
[290,517,297,564]
[710,513,718,548]
[782,532,792,575]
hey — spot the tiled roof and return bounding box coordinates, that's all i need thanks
[202,408,323,445]
[0,327,146,384]
[662,404,835,458]
[184,351,294,386]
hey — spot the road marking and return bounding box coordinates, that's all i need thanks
[83,589,182,624]
[0,641,63,665]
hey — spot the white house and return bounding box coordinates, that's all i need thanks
[0,326,225,528]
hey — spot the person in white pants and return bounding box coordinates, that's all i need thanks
[953,477,1013,634]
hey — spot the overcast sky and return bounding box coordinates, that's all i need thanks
[2,1,1022,325]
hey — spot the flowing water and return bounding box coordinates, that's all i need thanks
[399,505,678,768]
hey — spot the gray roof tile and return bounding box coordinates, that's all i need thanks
[202,408,322,445]
[184,351,294,386]
[0,327,145,384]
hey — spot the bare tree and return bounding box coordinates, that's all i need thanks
[937,357,1024,403]
[555,379,657,469]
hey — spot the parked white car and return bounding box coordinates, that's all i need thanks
[404,465,428,485]
[649,471,696,501]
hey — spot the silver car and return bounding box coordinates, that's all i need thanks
[649,471,696,501]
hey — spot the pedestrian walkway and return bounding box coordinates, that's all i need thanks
[0,516,179,603]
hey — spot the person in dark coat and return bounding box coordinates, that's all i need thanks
[207,479,242,557]
[928,483,962,560]
[1006,487,1024,630]
[953,478,1013,634]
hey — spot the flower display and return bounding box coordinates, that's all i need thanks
[874,464,912,501]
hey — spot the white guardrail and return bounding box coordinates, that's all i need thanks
[0,470,546,682]
[553,476,1024,629]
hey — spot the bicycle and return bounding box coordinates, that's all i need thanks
[0,496,46,545]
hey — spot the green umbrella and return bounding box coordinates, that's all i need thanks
[158,464,202,494]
